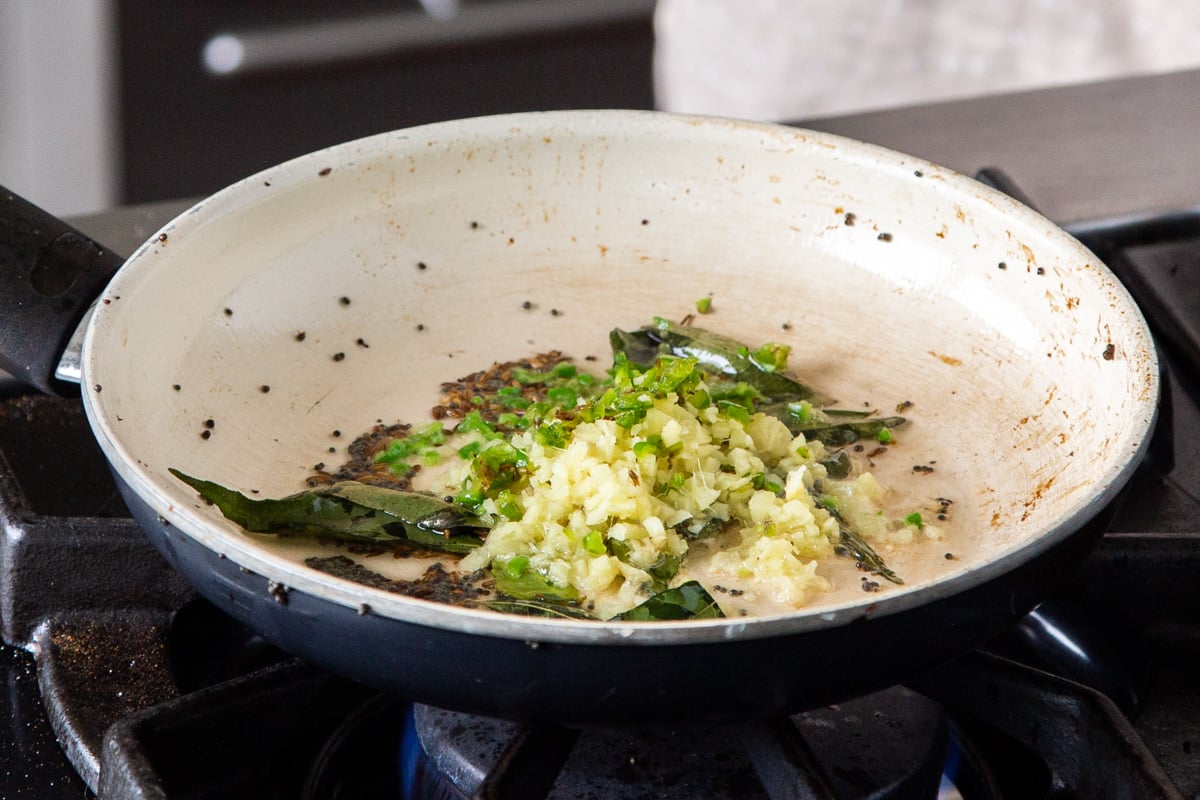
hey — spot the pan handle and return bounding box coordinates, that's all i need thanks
[0,186,125,395]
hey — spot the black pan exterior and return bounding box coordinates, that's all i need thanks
[124,478,1113,725]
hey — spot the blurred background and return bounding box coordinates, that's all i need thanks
[5,0,1200,217]
[0,0,657,216]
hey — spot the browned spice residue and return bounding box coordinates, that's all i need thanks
[432,351,571,431]
[1021,243,1037,268]
[1020,475,1056,521]
[1102,343,1116,360]
[307,421,416,489]
[305,555,491,605]
[929,351,962,367]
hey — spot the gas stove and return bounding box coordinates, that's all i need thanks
[1,171,1199,799]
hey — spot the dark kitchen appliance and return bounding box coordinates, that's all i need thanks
[113,0,656,205]
[1,163,1199,798]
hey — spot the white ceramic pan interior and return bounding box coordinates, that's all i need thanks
[81,110,1157,644]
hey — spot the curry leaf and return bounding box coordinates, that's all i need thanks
[170,469,486,553]
[835,522,903,585]
[325,482,488,531]
[615,581,725,621]
[491,563,580,601]
[608,327,664,367]
[819,450,852,479]
[758,401,908,446]
[483,599,597,619]
[612,323,837,406]
[606,538,682,591]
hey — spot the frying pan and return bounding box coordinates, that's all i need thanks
[0,111,1157,725]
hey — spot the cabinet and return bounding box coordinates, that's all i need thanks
[116,0,655,203]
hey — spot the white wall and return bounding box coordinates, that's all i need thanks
[655,1,1200,122]
[0,0,117,216]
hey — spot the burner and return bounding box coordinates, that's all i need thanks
[402,687,964,799]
